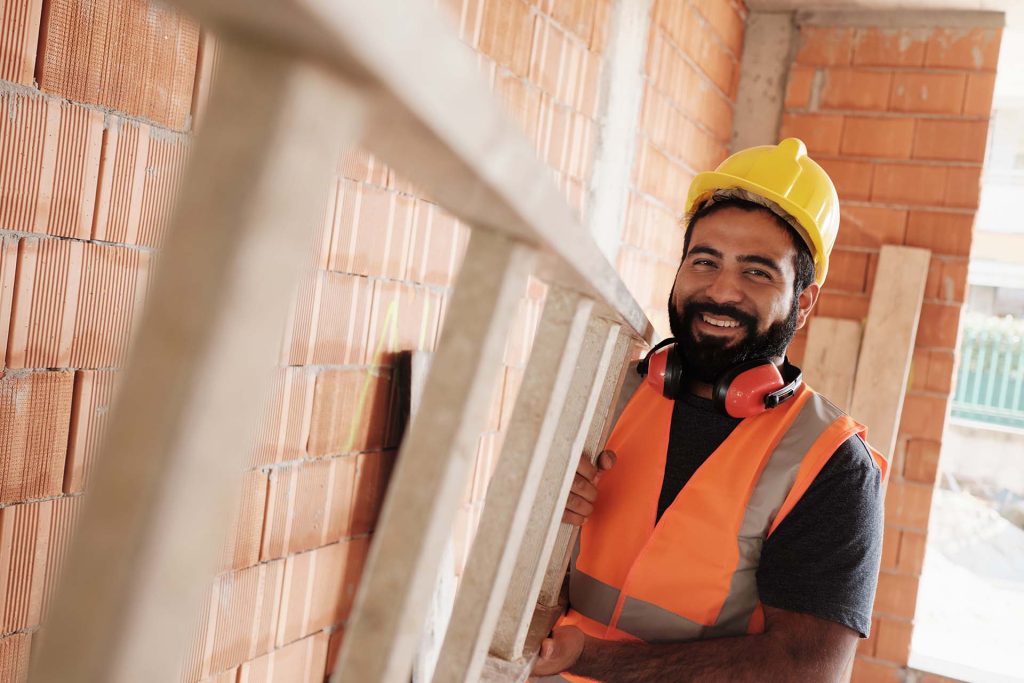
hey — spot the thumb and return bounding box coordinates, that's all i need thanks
[540,638,554,659]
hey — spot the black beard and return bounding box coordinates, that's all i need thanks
[667,294,799,385]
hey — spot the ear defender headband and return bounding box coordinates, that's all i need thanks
[637,339,802,419]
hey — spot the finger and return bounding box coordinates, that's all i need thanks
[597,450,616,472]
[570,474,598,503]
[565,494,594,518]
[541,639,553,659]
[562,510,585,526]
[576,455,599,483]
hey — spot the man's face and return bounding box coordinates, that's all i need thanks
[668,205,819,384]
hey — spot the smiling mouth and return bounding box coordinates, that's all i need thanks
[700,313,741,329]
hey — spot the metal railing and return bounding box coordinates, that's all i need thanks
[30,1,655,682]
[952,313,1024,430]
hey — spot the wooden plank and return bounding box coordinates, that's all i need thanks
[432,287,595,683]
[31,39,364,683]
[802,317,862,411]
[163,0,655,345]
[489,322,624,662]
[331,228,535,683]
[849,246,931,458]
[535,339,636,612]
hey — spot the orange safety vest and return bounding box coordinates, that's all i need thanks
[549,381,887,682]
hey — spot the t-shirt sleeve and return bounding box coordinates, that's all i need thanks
[756,434,884,637]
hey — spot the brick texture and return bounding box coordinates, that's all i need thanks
[782,18,1001,679]
[0,94,103,239]
[0,371,73,503]
[0,0,42,85]
[37,0,200,130]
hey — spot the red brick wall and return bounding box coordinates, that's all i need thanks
[625,0,746,336]
[0,0,196,675]
[0,0,767,679]
[780,21,1001,682]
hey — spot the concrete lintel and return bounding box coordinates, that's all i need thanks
[731,11,797,153]
[795,8,1005,28]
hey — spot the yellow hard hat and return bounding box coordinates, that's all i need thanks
[685,138,839,285]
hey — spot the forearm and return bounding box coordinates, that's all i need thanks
[569,631,851,683]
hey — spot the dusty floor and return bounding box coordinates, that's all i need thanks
[910,488,1024,682]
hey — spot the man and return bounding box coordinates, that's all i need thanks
[532,138,888,682]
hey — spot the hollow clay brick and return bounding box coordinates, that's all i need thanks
[220,470,268,572]
[943,165,981,209]
[0,499,51,633]
[796,26,854,66]
[905,210,974,258]
[64,369,117,492]
[912,120,988,163]
[820,68,892,112]
[924,27,1001,70]
[963,72,996,117]
[478,0,532,78]
[0,238,19,368]
[365,281,443,365]
[208,561,285,673]
[282,271,373,367]
[38,494,80,619]
[406,200,470,288]
[779,113,844,156]
[820,159,874,202]
[852,28,928,67]
[870,163,947,206]
[823,250,870,293]
[890,71,968,116]
[307,368,394,457]
[7,239,151,369]
[850,657,902,682]
[0,0,43,85]
[37,0,199,130]
[0,371,73,503]
[197,667,238,683]
[0,94,103,239]
[239,631,328,683]
[276,538,370,646]
[874,570,919,620]
[784,65,816,109]
[896,528,927,575]
[874,617,913,665]
[883,479,933,532]
[250,367,314,468]
[262,458,351,561]
[328,181,414,280]
[93,117,190,248]
[840,116,915,160]
[836,204,907,249]
[0,632,32,682]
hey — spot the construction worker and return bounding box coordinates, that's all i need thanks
[533,138,888,682]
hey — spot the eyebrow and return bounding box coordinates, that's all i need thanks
[688,245,783,274]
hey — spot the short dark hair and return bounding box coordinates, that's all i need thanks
[681,197,816,295]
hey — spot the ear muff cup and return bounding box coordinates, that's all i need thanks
[639,340,802,417]
[713,359,786,418]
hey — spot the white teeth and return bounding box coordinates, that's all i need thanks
[702,314,740,328]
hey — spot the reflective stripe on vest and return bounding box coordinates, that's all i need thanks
[568,388,860,643]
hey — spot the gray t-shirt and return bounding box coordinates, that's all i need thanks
[657,391,884,637]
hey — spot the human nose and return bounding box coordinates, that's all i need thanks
[702,268,745,305]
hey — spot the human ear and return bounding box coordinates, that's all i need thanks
[795,282,820,330]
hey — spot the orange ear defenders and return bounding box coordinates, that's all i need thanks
[637,339,802,419]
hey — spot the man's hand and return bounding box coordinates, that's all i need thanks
[562,450,616,526]
[532,625,586,677]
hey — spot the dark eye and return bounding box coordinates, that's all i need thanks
[746,268,772,280]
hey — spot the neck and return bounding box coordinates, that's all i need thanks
[684,355,786,400]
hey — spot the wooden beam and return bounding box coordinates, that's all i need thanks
[331,229,535,683]
[489,322,626,661]
[31,40,364,683]
[802,317,862,411]
[432,287,594,683]
[164,0,655,344]
[849,246,931,458]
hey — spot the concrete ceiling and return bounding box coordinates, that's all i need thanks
[745,0,1023,26]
